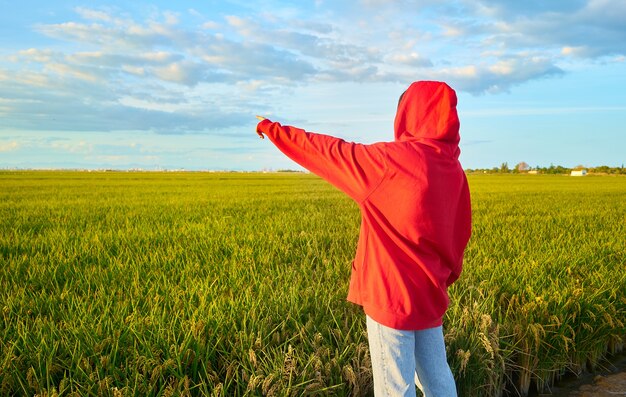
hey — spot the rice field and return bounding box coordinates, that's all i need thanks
[0,171,624,396]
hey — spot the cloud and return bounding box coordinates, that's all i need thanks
[74,6,117,23]
[437,56,564,94]
[2,9,278,134]
[31,9,326,86]
[219,14,383,81]
[19,4,598,95]
[461,0,626,59]
[0,67,251,134]
[388,53,433,68]
[471,0,588,17]
[2,1,624,138]
[50,140,93,154]
[152,60,207,86]
[15,48,55,63]
[201,21,220,30]
[0,141,19,152]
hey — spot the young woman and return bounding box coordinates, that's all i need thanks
[256,81,471,396]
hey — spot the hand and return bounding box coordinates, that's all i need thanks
[255,115,267,139]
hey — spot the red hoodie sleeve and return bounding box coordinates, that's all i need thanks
[258,119,387,202]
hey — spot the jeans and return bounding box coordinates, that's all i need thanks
[366,315,457,397]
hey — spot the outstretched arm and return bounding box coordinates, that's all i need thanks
[256,117,386,203]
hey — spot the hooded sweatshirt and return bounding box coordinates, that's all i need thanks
[256,81,471,330]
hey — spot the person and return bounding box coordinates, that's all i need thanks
[255,81,471,396]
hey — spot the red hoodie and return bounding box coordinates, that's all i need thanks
[257,81,471,330]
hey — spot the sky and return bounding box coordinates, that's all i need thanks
[1,0,625,171]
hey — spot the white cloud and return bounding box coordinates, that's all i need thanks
[45,63,99,82]
[489,60,515,75]
[444,65,479,79]
[201,21,220,30]
[225,15,247,29]
[388,53,433,67]
[153,61,206,86]
[434,56,563,94]
[163,11,179,26]
[461,0,626,59]
[2,1,624,138]
[74,7,116,23]
[121,65,146,76]
[29,4,592,96]
[0,141,19,152]
[561,46,591,57]
[16,48,55,63]
[51,140,93,154]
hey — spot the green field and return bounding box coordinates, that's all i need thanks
[1,171,624,396]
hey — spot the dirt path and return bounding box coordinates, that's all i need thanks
[565,372,626,396]
[540,356,626,397]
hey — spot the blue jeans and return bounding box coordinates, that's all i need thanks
[366,315,457,397]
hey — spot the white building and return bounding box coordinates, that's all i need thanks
[570,170,587,176]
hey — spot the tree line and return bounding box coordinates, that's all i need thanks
[466,162,626,175]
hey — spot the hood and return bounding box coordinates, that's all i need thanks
[394,81,460,146]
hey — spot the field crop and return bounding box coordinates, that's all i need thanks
[0,171,624,396]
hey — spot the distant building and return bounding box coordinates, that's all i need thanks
[570,170,587,176]
[528,170,538,175]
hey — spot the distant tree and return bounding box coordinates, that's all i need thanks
[592,165,611,174]
[555,165,569,174]
[472,163,626,175]
[574,164,585,170]
[540,163,570,174]
[516,162,530,172]
[588,165,626,175]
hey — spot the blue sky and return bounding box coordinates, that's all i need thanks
[1,0,625,170]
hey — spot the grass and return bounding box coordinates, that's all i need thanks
[0,171,624,396]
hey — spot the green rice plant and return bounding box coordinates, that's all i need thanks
[450,174,626,396]
[0,171,624,396]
